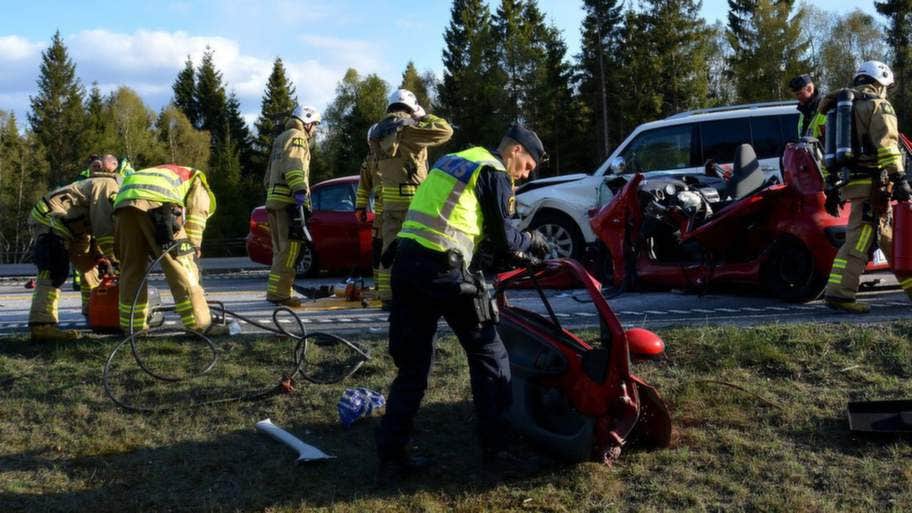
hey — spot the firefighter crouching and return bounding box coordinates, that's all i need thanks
[28,157,120,341]
[264,105,320,307]
[113,164,224,334]
[821,60,910,313]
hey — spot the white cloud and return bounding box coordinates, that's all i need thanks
[0,29,388,133]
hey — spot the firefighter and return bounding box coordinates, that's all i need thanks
[790,74,826,139]
[28,157,120,341]
[355,126,383,299]
[263,105,320,307]
[375,124,551,481]
[79,153,133,179]
[113,164,223,333]
[822,61,908,313]
[370,90,453,309]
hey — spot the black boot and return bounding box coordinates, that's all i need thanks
[375,453,434,486]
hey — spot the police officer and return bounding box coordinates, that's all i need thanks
[113,164,223,333]
[790,74,826,139]
[28,156,120,341]
[822,61,909,313]
[375,124,551,480]
[354,138,384,301]
[263,105,320,307]
[370,90,453,309]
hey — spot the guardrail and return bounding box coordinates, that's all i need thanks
[0,237,249,263]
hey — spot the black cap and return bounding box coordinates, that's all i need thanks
[788,74,813,92]
[505,124,548,166]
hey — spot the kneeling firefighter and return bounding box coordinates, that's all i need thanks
[113,164,221,333]
[821,60,910,313]
[28,157,120,341]
[375,124,551,481]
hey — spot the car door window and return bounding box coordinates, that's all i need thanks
[750,116,783,159]
[619,125,695,173]
[700,118,751,163]
[314,184,356,212]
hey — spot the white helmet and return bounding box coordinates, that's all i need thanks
[854,60,894,87]
[292,105,321,125]
[387,89,421,113]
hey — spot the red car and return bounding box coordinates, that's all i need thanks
[246,175,375,276]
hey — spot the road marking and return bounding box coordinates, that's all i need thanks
[644,310,667,315]
[714,308,739,313]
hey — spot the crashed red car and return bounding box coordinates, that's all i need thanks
[589,134,909,301]
[245,175,375,276]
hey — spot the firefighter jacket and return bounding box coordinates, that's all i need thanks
[355,152,382,216]
[264,117,311,209]
[369,112,453,213]
[851,83,905,177]
[29,171,121,257]
[113,164,216,249]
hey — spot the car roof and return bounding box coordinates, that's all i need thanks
[314,175,358,188]
[636,103,798,131]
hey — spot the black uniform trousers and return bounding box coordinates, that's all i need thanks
[376,239,512,459]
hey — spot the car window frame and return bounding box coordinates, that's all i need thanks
[312,182,357,213]
[618,123,698,174]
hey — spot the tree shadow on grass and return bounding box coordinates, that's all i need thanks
[0,401,575,513]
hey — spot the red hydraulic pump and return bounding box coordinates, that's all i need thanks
[88,273,120,332]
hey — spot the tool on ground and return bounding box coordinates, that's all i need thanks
[255,418,334,462]
[495,259,671,465]
[847,400,912,433]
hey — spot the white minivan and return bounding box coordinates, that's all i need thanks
[516,102,800,259]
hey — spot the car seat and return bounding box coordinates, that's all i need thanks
[727,144,765,201]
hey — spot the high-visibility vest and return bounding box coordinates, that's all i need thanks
[798,111,826,139]
[114,164,216,214]
[398,147,505,262]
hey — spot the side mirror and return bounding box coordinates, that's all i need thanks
[625,327,665,360]
[609,156,626,174]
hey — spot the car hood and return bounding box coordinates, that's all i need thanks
[516,173,588,195]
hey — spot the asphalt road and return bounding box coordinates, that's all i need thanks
[1,269,909,338]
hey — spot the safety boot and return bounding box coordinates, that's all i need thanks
[825,297,871,314]
[375,453,434,486]
[204,323,231,337]
[30,324,81,342]
[268,297,305,308]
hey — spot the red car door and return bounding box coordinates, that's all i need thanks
[309,182,361,272]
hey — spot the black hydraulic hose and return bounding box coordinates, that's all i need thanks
[102,240,369,413]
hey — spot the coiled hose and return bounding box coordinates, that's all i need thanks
[102,240,370,412]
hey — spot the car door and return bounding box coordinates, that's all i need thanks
[309,182,360,271]
[618,124,701,179]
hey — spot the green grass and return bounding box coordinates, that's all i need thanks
[1,322,911,512]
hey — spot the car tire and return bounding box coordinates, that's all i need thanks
[295,243,318,278]
[762,238,825,303]
[531,211,585,261]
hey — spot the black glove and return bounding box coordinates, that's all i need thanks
[824,187,843,217]
[511,251,542,268]
[96,257,112,276]
[527,230,551,259]
[892,175,912,202]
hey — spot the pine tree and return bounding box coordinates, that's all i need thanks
[84,82,107,155]
[28,30,87,186]
[876,0,912,130]
[727,0,810,102]
[253,57,297,172]
[0,112,48,262]
[399,61,433,112]
[576,0,624,162]
[194,47,228,139]
[206,123,246,244]
[437,0,509,149]
[494,0,536,123]
[173,56,199,127]
[226,91,255,176]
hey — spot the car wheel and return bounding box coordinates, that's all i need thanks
[295,243,318,278]
[531,212,585,260]
[762,238,825,303]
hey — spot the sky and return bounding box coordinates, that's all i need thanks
[0,0,882,131]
